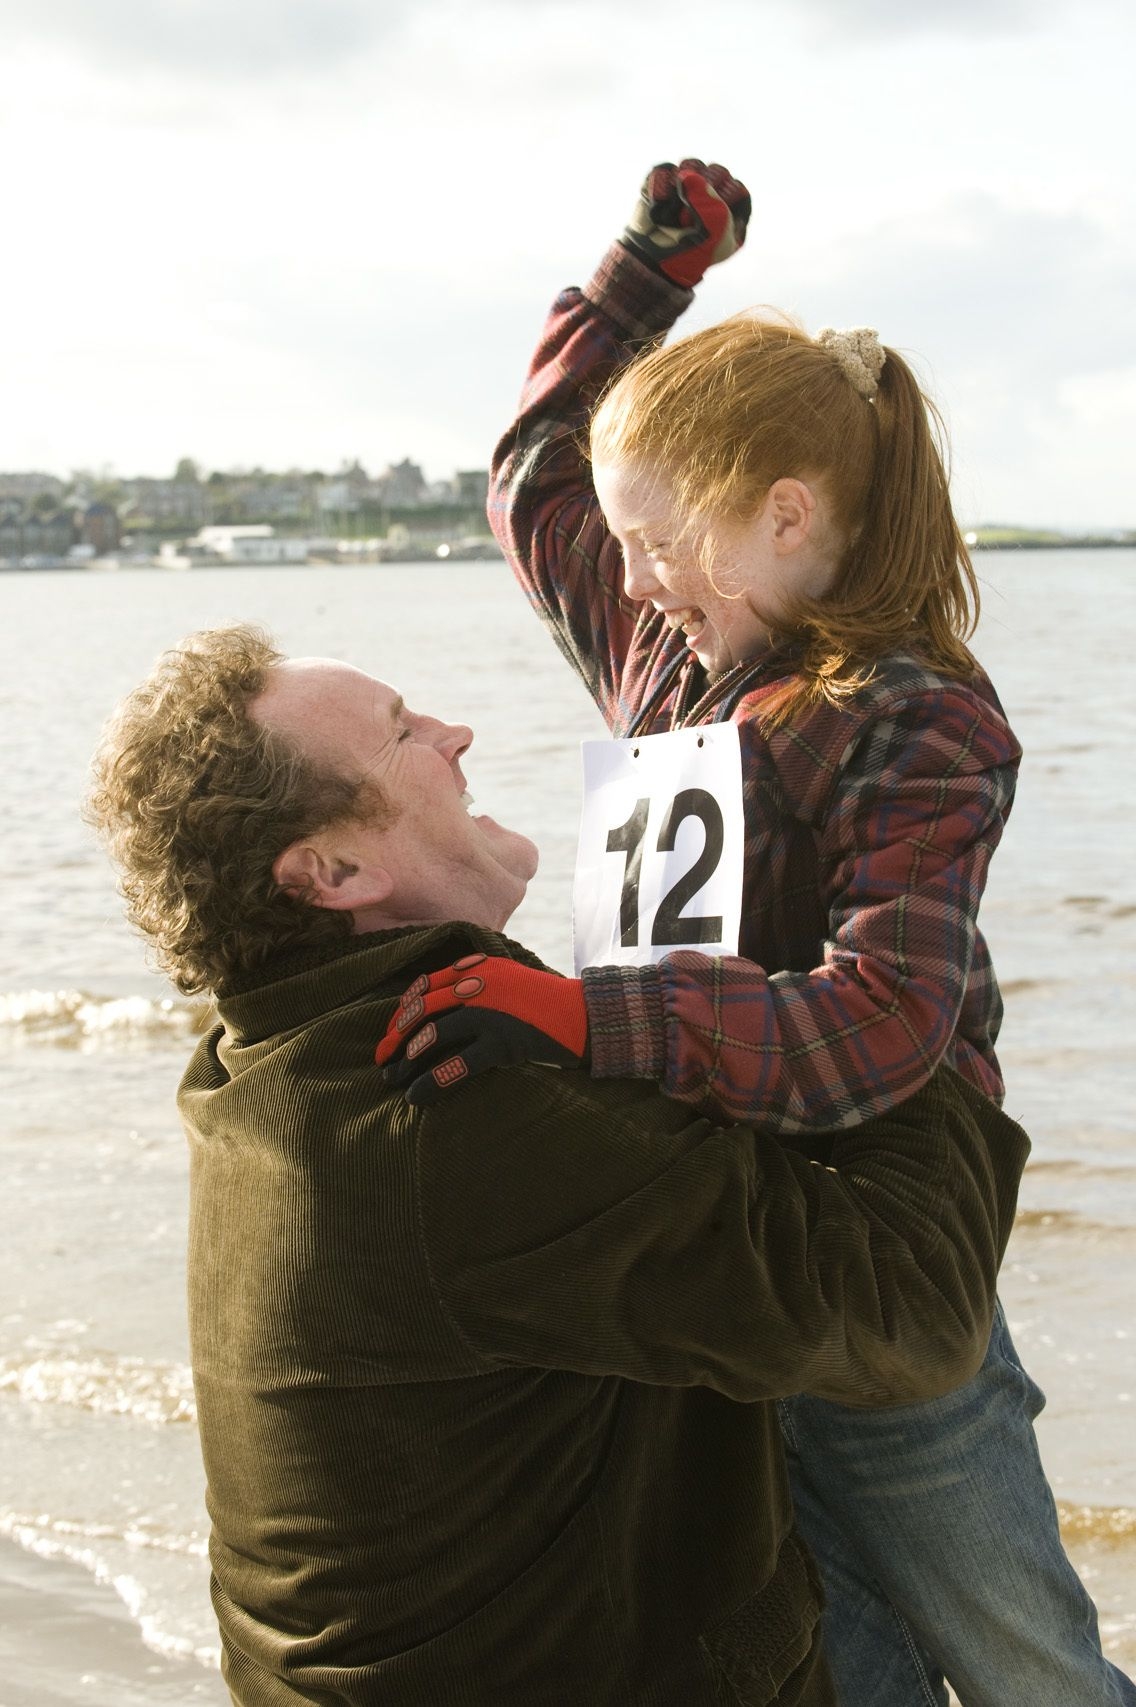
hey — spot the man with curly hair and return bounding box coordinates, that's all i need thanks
[88,625,1028,1707]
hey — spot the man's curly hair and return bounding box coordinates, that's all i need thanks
[86,624,389,995]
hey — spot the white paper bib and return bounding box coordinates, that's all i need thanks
[572,724,745,974]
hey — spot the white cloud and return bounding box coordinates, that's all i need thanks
[790,0,1062,36]
[0,0,1132,527]
[1059,365,1136,425]
[0,0,398,77]
[0,0,1113,76]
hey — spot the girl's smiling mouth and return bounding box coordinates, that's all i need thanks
[661,605,707,639]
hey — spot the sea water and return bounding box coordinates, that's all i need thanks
[1,552,1133,1692]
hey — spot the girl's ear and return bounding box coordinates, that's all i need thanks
[272,840,394,913]
[767,478,817,552]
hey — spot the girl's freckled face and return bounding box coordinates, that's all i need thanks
[592,462,790,676]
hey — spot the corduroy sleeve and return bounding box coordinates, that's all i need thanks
[417,1064,1027,1409]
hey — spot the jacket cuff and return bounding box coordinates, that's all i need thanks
[582,242,694,344]
[582,963,668,1081]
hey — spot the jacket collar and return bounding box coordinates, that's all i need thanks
[214,922,520,1046]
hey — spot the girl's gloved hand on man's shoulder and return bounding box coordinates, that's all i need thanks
[375,954,590,1108]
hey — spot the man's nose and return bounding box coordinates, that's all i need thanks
[432,718,472,762]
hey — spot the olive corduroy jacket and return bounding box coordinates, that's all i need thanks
[178,922,1029,1706]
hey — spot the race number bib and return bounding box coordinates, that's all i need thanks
[572,725,745,974]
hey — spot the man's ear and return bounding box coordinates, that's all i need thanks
[766,478,816,553]
[272,840,395,913]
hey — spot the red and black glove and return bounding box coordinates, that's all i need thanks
[620,157,752,288]
[375,953,589,1107]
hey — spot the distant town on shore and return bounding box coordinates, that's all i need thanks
[1,458,1133,571]
[0,457,498,569]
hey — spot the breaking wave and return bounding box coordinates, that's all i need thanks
[0,1351,196,1425]
[0,1512,219,1669]
[0,988,214,1051]
[1,1510,207,1559]
[1056,1503,1136,1544]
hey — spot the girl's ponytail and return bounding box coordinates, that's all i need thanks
[843,349,980,670]
[764,341,982,719]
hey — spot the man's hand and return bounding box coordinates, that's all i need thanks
[620,158,751,288]
[375,954,590,1107]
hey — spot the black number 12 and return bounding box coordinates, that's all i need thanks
[605,789,725,948]
[605,797,650,945]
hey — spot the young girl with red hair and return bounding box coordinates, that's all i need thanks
[380,160,1134,1706]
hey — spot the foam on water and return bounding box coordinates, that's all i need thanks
[0,1351,196,1424]
[1014,1208,1125,1234]
[0,1512,220,1670]
[1057,1503,1136,1544]
[1,1511,206,1559]
[0,988,214,1051]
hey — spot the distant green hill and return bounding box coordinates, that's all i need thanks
[965,526,1136,550]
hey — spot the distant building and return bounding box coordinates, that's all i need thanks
[245,475,317,521]
[202,470,319,524]
[452,470,489,506]
[121,477,209,526]
[317,460,376,515]
[375,458,427,509]
[170,525,335,566]
[317,481,358,515]
[0,495,76,562]
[82,502,120,554]
[198,525,296,562]
[0,472,64,503]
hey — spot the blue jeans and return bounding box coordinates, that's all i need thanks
[778,1303,1136,1706]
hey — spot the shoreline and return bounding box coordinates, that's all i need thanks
[0,1535,227,1706]
[2,540,1134,575]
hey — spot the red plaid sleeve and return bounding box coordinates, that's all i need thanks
[583,684,1020,1134]
[488,244,693,722]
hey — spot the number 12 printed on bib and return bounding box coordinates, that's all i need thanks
[572,725,745,974]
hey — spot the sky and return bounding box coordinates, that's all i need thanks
[1,0,1133,530]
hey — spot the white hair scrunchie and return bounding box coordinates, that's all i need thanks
[815,326,886,402]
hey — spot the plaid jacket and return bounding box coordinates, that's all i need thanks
[488,244,1021,1135]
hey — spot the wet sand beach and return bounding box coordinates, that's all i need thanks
[0,1538,227,1705]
